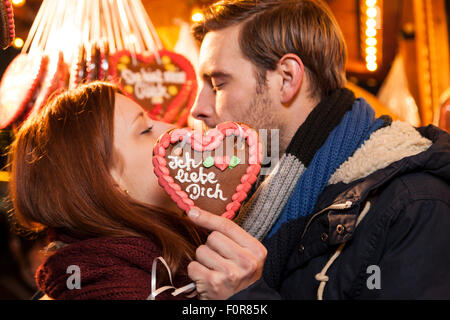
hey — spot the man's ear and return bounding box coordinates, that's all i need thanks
[278,54,304,104]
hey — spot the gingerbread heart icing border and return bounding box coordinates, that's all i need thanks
[153,122,263,220]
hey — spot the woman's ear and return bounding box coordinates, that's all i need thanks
[110,168,127,192]
[109,154,129,194]
[278,54,305,104]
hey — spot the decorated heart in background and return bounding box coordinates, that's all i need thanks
[0,0,15,50]
[0,53,49,129]
[109,49,197,127]
[32,51,67,117]
[153,122,263,220]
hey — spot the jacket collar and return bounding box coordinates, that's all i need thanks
[306,125,450,245]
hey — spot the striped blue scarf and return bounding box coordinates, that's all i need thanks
[257,98,387,289]
[265,98,385,239]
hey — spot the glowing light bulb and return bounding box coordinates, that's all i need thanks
[367,62,378,71]
[366,46,377,55]
[366,7,377,18]
[12,0,25,7]
[366,37,377,46]
[366,28,377,37]
[13,37,24,49]
[366,0,377,7]
[366,18,377,29]
[366,54,377,63]
[191,12,204,23]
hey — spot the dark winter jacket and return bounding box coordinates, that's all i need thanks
[232,125,450,300]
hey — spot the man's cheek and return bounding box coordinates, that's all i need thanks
[220,100,242,119]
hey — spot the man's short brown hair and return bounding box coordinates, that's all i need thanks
[193,0,347,98]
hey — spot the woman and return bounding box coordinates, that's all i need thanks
[8,82,206,300]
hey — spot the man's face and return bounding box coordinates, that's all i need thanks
[191,24,287,151]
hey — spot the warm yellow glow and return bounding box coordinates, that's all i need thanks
[366,18,377,29]
[12,0,26,7]
[364,0,380,73]
[366,7,377,18]
[367,62,378,71]
[366,54,377,63]
[13,37,24,49]
[365,46,377,55]
[366,28,377,37]
[126,34,138,44]
[0,171,9,182]
[191,12,204,23]
[46,26,81,64]
[366,37,377,46]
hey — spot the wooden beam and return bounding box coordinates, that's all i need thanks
[413,0,450,125]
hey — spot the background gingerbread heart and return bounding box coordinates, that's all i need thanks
[0,0,15,50]
[0,53,49,129]
[153,122,263,220]
[109,49,197,127]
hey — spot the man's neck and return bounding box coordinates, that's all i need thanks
[281,93,321,155]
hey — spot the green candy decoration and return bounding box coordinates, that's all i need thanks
[229,156,241,169]
[203,156,214,168]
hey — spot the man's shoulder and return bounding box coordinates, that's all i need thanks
[370,171,450,228]
[378,171,449,206]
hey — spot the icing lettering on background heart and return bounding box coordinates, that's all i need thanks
[109,49,197,126]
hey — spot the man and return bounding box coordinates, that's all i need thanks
[186,0,450,299]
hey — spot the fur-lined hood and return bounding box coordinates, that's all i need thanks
[313,124,449,216]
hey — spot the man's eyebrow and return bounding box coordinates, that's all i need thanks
[202,71,231,80]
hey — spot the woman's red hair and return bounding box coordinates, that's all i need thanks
[8,81,205,281]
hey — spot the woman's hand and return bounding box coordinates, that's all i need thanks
[186,208,267,300]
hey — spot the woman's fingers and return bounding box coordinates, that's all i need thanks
[187,208,263,253]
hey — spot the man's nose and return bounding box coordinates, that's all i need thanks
[190,86,215,122]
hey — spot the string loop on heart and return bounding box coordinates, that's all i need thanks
[234,122,246,151]
[178,131,193,151]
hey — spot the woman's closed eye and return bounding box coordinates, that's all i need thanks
[140,126,153,135]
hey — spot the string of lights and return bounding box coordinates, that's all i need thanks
[362,0,382,72]
[10,0,25,48]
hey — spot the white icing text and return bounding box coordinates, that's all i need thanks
[168,153,227,201]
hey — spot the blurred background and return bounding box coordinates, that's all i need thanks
[0,0,449,299]
[2,0,449,127]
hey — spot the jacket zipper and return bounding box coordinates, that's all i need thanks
[300,200,353,240]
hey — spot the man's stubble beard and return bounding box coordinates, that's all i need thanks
[233,87,290,157]
[201,79,291,156]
